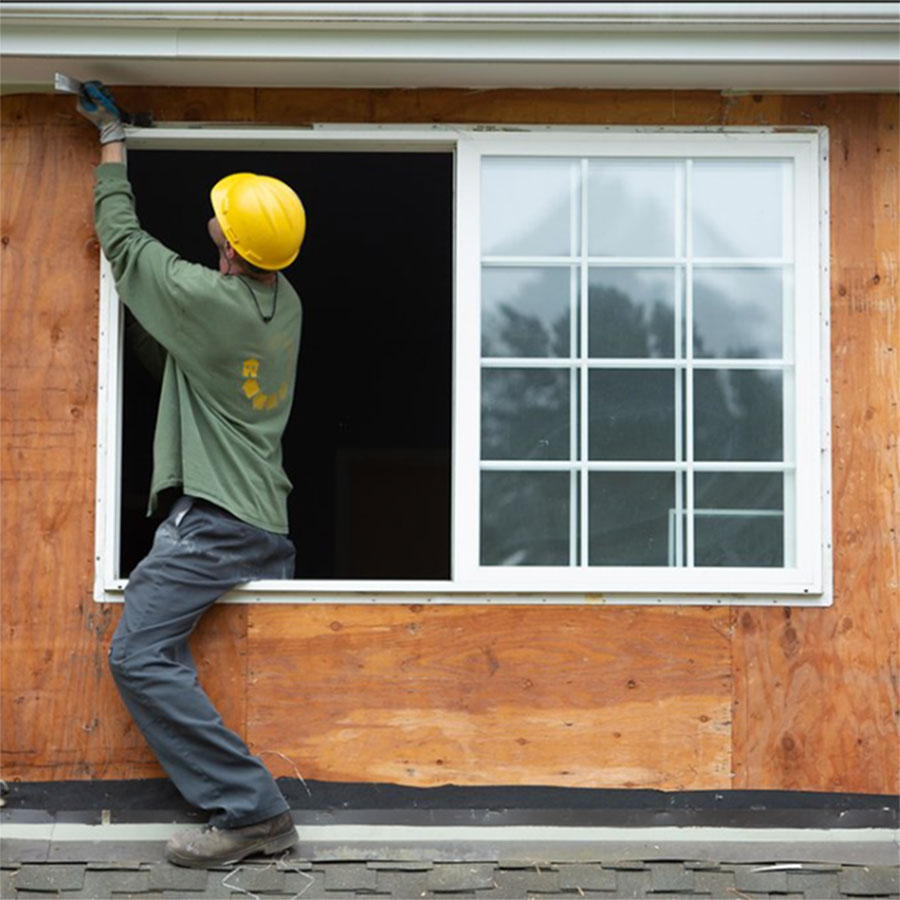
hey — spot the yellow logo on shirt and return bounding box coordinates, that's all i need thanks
[241,358,288,411]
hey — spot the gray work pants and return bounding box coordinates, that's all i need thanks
[109,496,295,828]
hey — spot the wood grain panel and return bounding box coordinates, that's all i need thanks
[2,89,897,791]
[1,95,113,779]
[247,605,732,789]
[731,94,900,793]
[107,87,257,124]
[252,87,768,127]
[0,95,249,781]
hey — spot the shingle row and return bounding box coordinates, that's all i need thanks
[1,859,897,898]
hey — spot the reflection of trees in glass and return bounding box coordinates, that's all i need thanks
[482,302,569,358]
[695,473,784,567]
[589,283,674,359]
[481,269,785,567]
[589,473,673,566]
[692,270,783,360]
[481,472,569,566]
[482,367,569,461]
[588,369,674,461]
[692,364,784,566]
[694,369,782,462]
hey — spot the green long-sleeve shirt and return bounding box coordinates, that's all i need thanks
[94,162,302,534]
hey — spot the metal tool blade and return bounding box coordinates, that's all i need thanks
[54,72,84,95]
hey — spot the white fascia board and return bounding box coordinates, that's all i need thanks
[6,26,896,65]
[3,27,179,58]
[0,2,897,92]
[4,59,896,94]
[182,30,900,65]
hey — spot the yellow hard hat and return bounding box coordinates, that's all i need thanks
[210,173,306,271]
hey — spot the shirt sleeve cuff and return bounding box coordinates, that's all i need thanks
[96,161,128,179]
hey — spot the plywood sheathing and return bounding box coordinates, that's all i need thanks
[732,94,900,793]
[248,605,731,788]
[0,96,249,778]
[1,90,897,792]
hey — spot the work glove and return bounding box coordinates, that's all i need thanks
[77,81,126,144]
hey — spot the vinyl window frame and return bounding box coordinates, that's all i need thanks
[93,124,831,606]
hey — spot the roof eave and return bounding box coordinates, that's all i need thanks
[1,2,897,93]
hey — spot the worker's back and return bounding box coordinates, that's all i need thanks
[94,162,303,533]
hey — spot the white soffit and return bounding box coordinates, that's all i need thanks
[0,2,898,93]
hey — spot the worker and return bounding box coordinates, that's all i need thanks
[79,84,304,868]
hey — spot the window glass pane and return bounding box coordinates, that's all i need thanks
[481,471,570,565]
[589,370,676,460]
[588,160,678,258]
[482,368,570,460]
[589,267,677,358]
[693,268,783,359]
[589,472,675,565]
[695,472,784,567]
[694,369,783,461]
[482,158,578,256]
[482,267,573,358]
[473,145,806,584]
[692,160,784,258]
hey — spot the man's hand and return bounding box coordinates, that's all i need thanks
[77,81,126,145]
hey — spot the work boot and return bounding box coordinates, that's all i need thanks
[165,811,296,868]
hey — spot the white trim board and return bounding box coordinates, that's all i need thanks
[2,821,897,845]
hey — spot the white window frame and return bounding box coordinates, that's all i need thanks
[94,124,831,606]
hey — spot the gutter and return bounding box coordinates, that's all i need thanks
[1,2,898,30]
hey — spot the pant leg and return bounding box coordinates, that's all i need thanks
[109,496,296,828]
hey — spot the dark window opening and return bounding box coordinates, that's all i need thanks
[122,150,453,580]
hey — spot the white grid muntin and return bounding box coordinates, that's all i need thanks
[94,124,830,605]
[684,158,697,566]
[477,158,794,568]
[578,158,589,568]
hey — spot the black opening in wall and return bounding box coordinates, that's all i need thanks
[121,149,453,580]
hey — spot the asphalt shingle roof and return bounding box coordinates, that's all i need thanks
[2,853,899,899]
[3,783,897,899]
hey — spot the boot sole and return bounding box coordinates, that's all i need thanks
[165,826,298,869]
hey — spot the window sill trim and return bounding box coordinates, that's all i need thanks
[96,579,832,607]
